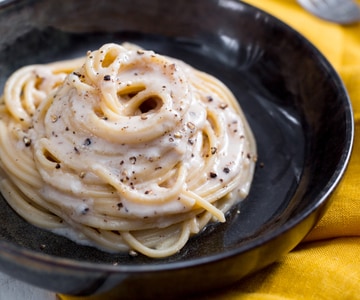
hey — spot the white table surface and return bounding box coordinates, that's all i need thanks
[0,271,57,300]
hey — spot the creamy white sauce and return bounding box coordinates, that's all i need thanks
[1,43,256,255]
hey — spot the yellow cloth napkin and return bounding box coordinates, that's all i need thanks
[60,1,360,299]
[203,1,360,299]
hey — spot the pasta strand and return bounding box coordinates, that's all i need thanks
[0,43,256,258]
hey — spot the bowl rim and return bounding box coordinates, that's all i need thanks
[0,0,354,274]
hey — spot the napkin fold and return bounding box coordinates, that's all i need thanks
[60,1,360,299]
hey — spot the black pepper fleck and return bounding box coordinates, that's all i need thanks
[219,103,228,109]
[223,167,230,174]
[209,172,217,178]
[84,138,92,146]
[23,137,31,147]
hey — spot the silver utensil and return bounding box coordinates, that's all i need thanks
[297,0,360,24]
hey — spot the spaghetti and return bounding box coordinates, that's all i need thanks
[0,43,256,258]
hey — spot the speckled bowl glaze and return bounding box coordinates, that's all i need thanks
[0,0,353,299]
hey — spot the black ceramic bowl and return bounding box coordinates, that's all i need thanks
[0,0,354,299]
